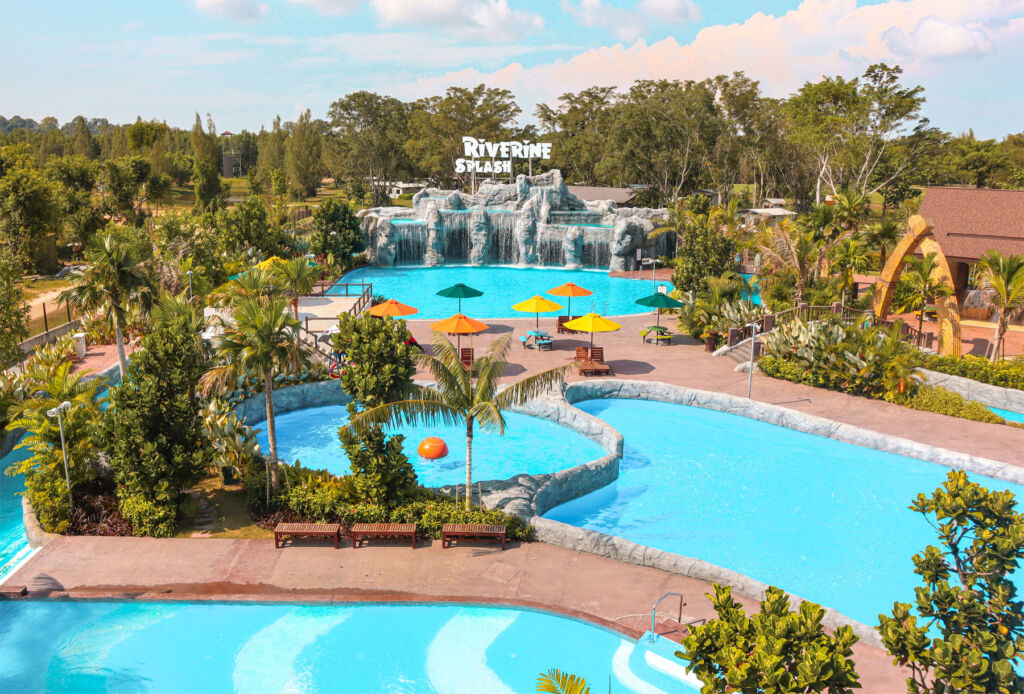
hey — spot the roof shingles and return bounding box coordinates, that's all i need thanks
[919,186,1024,261]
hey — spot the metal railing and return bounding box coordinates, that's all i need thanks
[649,592,685,643]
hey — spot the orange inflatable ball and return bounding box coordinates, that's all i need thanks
[417,436,448,459]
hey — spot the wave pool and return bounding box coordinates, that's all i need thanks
[0,600,697,693]
[544,398,1024,627]
[334,265,670,319]
[256,405,606,486]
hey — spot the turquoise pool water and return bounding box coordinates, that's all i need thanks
[335,266,671,319]
[0,601,697,693]
[256,405,606,486]
[990,405,1024,424]
[545,398,1024,627]
[0,442,29,580]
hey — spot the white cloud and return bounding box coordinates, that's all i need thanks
[884,17,994,59]
[288,0,360,17]
[121,20,145,33]
[188,0,268,22]
[561,0,699,42]
[370,0,545,42]
[390,0,1024,117]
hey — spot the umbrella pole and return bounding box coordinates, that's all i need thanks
[535,313,539,331]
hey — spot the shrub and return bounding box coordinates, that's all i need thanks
[339,426,418,508]
[331,313,416,414]
[923,354,1024,391]
[117,491,177,538]
[906,385,1007,425]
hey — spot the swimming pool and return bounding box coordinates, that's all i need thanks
[0,600,697,693]
[334,266,671,319]
[256,405,606,486]
[544,398,1024,627]
[990,405,1024,424]
[0,442,30,581]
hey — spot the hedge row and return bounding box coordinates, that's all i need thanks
[923,354,1024,391]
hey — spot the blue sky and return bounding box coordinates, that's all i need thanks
[2,0,1022,138]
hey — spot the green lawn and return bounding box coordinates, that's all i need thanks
[176,475,273,539]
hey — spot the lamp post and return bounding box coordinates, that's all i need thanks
[46,400,74,512]
[186,270,193,300]
[746,321,759,399]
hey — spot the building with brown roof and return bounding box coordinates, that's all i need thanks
[918,186,1024,298]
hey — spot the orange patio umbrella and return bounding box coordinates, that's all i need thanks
[547,282,593,318]
[368,299,418,318]
[430,313,490,351]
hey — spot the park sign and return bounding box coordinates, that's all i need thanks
[455,136,553,174]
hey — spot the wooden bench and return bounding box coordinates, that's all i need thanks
[442,523,507,550]
[350,522,418,549]
[274,522,341,549]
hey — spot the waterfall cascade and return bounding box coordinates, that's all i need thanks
[360,169,669,271]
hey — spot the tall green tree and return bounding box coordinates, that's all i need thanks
[45,154,104,248]
[200,295,308,494]
[214,195,279,258]
[310,197,364,270]
[829,236,870,304]
[70,115,98,159]
[190,113,223,212]
[679,584,861,693]
[536,86,617,184]
[0,251,29,368]
[877,470,1024,694]
[868,217,903,269]
[284,108,322,199]
[327,91,411,206]
[60,229,154,380]
[975,251,1024,362]
[666,209,737,295]
[106,322,209,537]
[344,334,566,510]
[331,313,417,416]
[0,143,60,272]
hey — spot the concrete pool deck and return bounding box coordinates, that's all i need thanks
[1,535,907,692]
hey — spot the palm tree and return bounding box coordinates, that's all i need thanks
[199,295,308,496]
[344,334,567,510]
[537,669,590,694]
[897,252,955,346]
[832,189,869,234]
[868,217,903,269]
[829,237,870,304]
[803,203,845,282]
[60,230,153,380]
[214,267,279,307]
[271,257,322,318]
[757,218,817,305]
[976,250,1024,362]
[151,292,207,336]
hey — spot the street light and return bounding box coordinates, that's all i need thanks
[46,400,74,512]
[746,321,759,399]
[186,270,193,300]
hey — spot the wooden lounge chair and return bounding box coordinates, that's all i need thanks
[556,316,572,334]
[579,347,612,376]
[274,522,341,549]
[570,346,590,362]
[350,522,418,549]
[442,523,506,549]
[460,348,474,370]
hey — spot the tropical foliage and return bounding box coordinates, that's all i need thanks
[678,584,860,693]
[536,669,590,694]
[877,471,1024,694]
[975,251,1024,362]
[922,354,1024,391]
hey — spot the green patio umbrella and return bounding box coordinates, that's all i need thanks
[436,282,483,313]
[634,292,684,328]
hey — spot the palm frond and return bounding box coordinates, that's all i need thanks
[493,364,568,410]
[536,669,590,694]
[345,398,462,434]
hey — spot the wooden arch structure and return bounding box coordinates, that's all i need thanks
[872,214,962,356]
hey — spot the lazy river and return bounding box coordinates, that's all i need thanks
[334,266,670,319]
[0,600,697,693]
[545,398,1024,627]
[256,405,606,486]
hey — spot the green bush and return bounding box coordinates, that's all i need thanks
[906,385,1007,425]
[117,492,177,537]
[923,354,1024,391]
[339,426,418,508]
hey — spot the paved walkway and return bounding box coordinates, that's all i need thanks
[406,312,1023,466]
[2,535,906,692]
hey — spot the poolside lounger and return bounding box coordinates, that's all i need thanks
[274,522,341,549]
[442,523,506,550]
[350,522,418,549]
[579,347,612,376]
[460,348,474,370]
[570,346,590,361]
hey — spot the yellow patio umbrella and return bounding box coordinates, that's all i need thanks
[430,313,490,351]
[547,282,593,318]
[511,295,563,331]
[563,312,622,348]
[368,299,418,318]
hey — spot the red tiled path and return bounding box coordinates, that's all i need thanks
[4,536,906,692]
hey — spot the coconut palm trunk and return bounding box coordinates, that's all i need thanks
[114,320,129,380]
[263,368,280,490]
[465,420,473,509]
